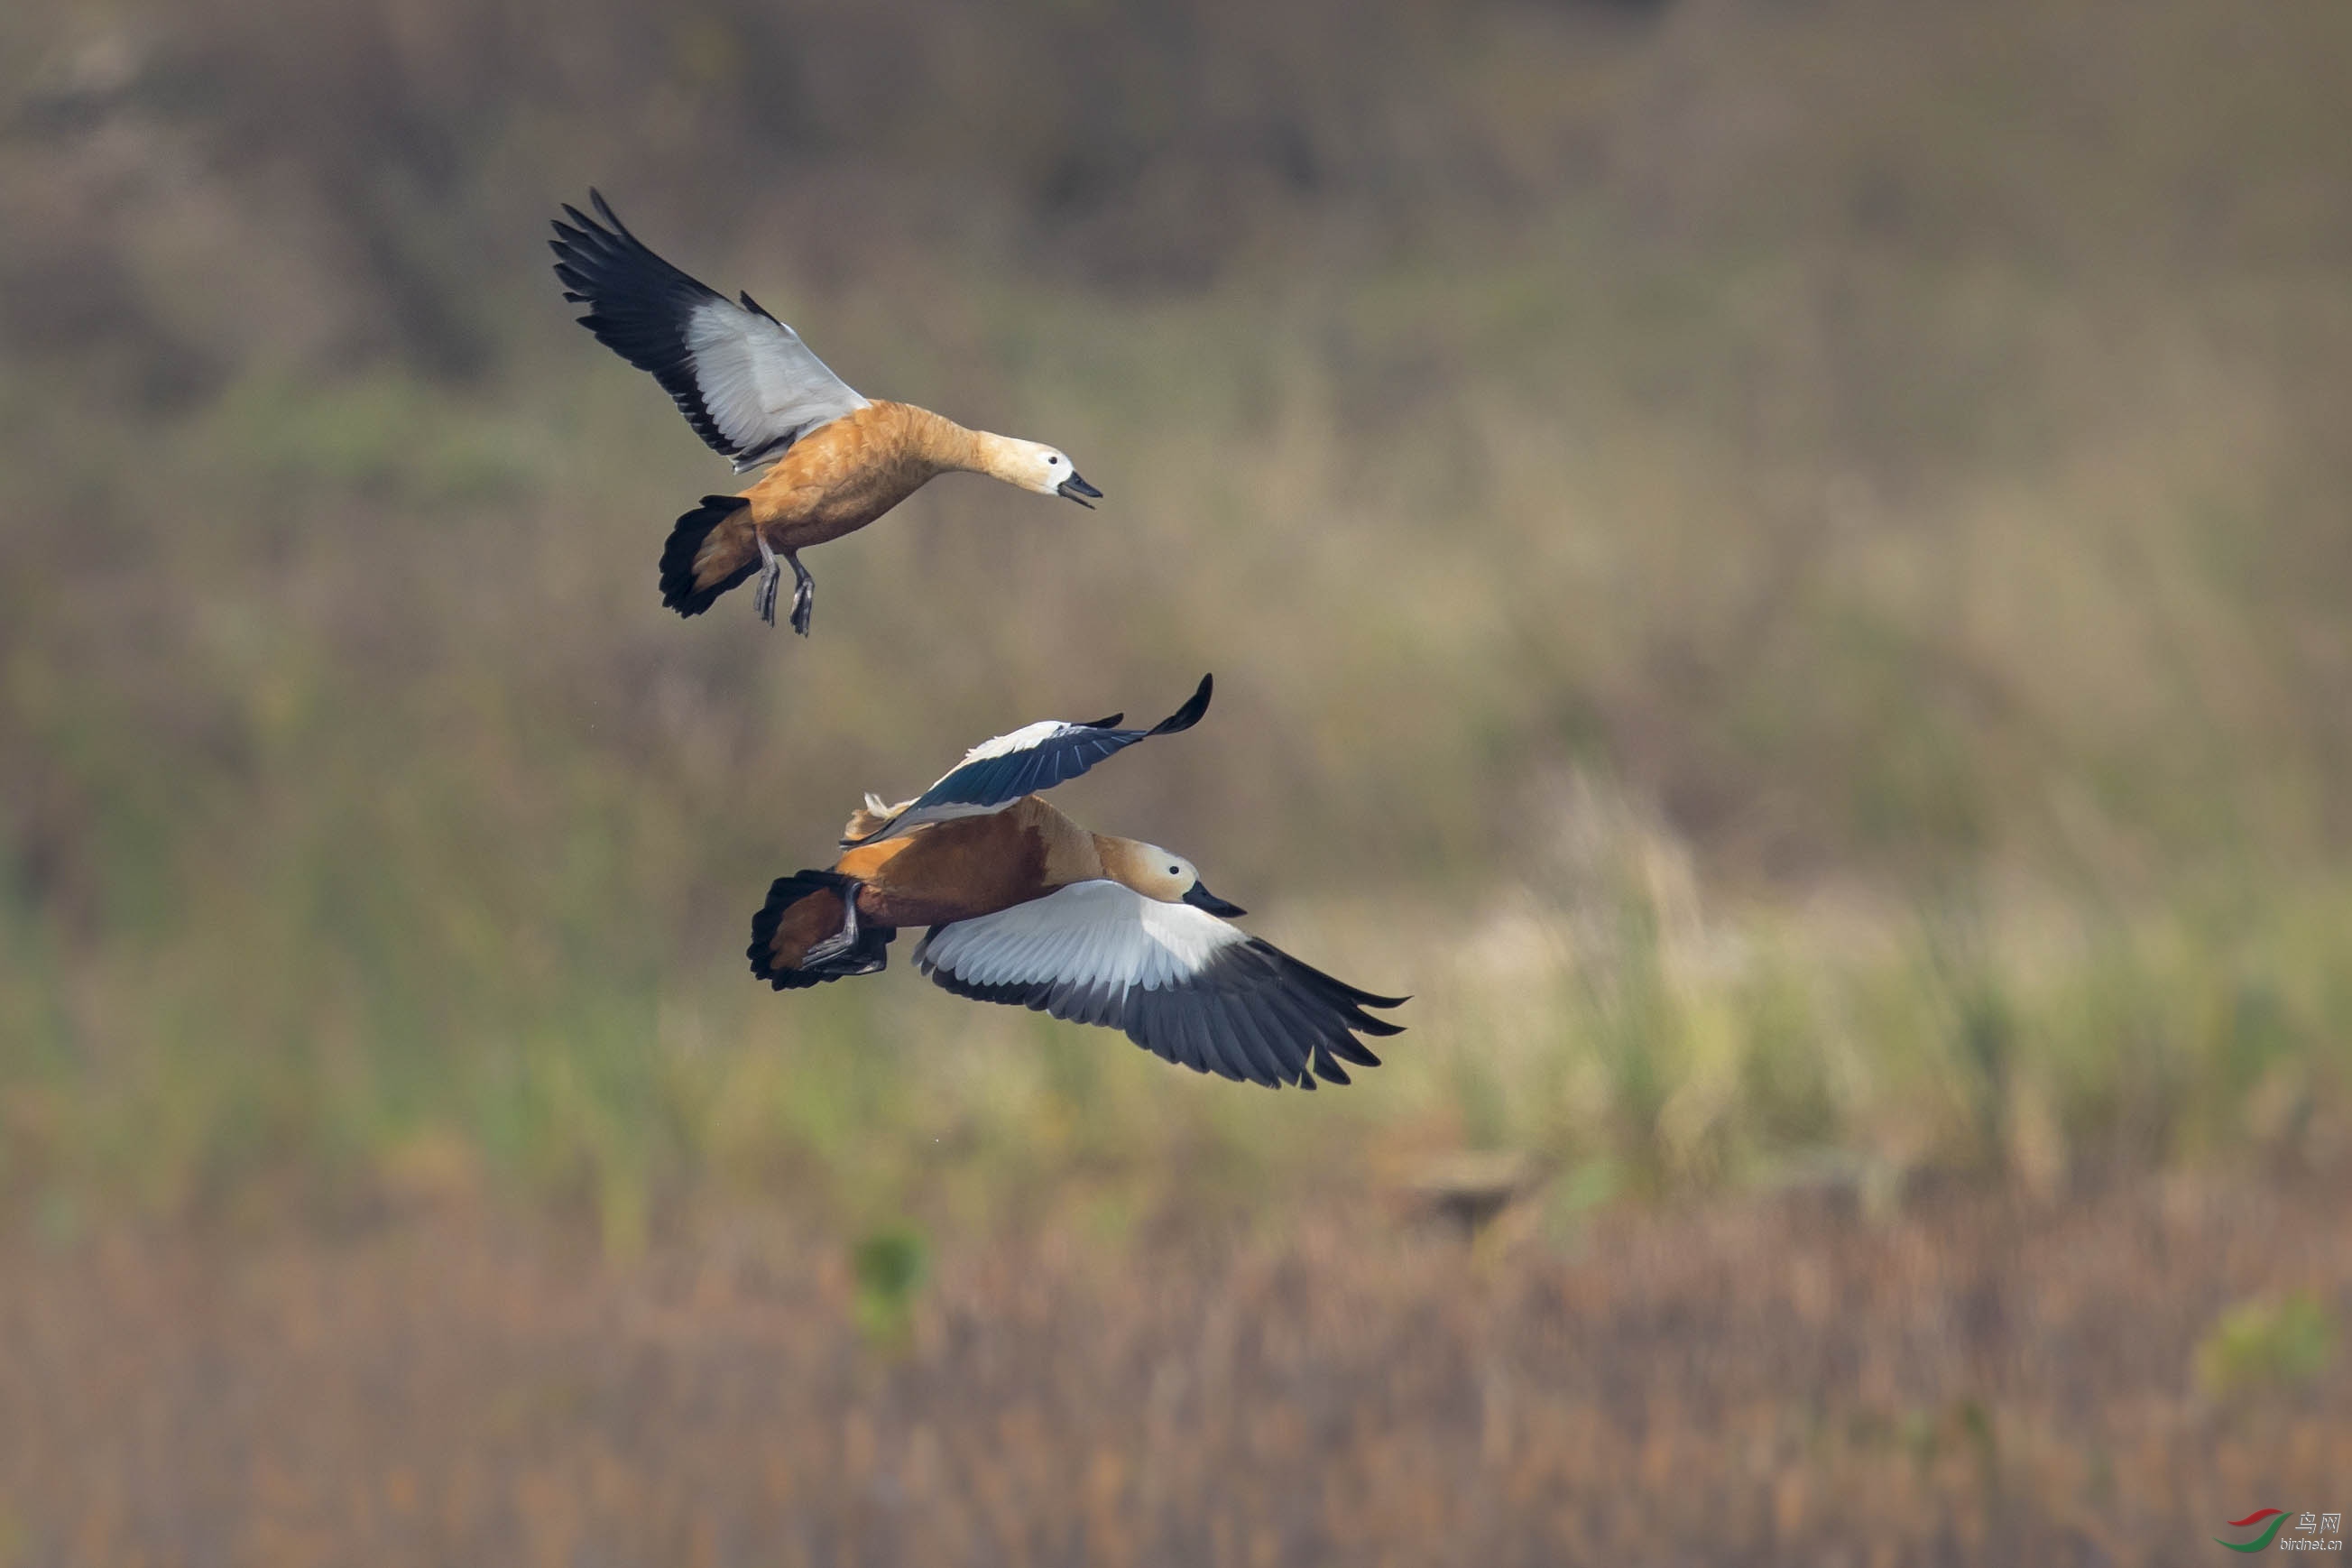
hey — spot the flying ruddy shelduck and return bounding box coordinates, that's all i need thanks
[747,675,1407,1089]
[549,190,1102,634]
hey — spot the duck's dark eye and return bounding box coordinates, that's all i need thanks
[1168,865,1181,875]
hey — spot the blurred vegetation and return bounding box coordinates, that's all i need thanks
[3,0,2350,1242]
[851,1222,929,1352]
[2196,1290,2338,1401]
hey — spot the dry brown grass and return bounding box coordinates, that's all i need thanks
[2,1174,2344,1566]
[5,7,2352,1556]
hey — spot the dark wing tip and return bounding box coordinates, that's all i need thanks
[1247,936,1407,1010]
[1255,942,1407,1080]
[1074,712,1125,731]
[1104,937,1407,1091]
[1146,673,1214,737]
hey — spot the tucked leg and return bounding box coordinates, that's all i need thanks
[802,878,863,967]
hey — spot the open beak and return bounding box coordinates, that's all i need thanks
[1182,881,1246,918]
[1056,473,1102,509]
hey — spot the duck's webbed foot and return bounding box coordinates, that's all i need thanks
[752,532,782,627]
[803,879,863,967]
[785,549,815,637]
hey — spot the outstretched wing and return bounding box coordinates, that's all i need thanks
[914,880,1406,1089]
[549,190,869,470]
[846,675,1214,846]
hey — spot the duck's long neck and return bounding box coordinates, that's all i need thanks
[883,405,970,474]
[1091,835,1148,893]
[890,405,992,474]
[891,404,1041,490]
[1030,807,1118,890]
[958,429,1035,484]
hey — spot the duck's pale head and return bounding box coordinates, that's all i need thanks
[1105,840,1245,916]
[979,435,1102,507]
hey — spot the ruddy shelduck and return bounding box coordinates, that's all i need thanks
[747,676,1407,1089]
[549,190,1102,634]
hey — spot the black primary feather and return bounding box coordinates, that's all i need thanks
[549,189,747,462]
[920,929,1403,1089]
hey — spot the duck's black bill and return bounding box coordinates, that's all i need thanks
[1057,473,1102,508]
[1183,881,1246,918]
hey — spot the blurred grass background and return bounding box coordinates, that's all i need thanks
[5,0,2352,1558]
[6,0,2350,1242]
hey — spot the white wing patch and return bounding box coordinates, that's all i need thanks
[916,881,1247,999]
[846,719,1089,844]
[684,301,870,470]
[959,719,1079,765]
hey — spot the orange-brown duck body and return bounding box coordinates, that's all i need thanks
[550,191,1100,633]
[761,798,1116,970]
[742,679,1407,1092]
[665,403,1059,621]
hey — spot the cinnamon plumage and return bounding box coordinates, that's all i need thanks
[550,191,1100,633]
[747,676,1407,1090]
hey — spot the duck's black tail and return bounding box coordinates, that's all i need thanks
[659,494,758,617]
[747,870,895,989]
